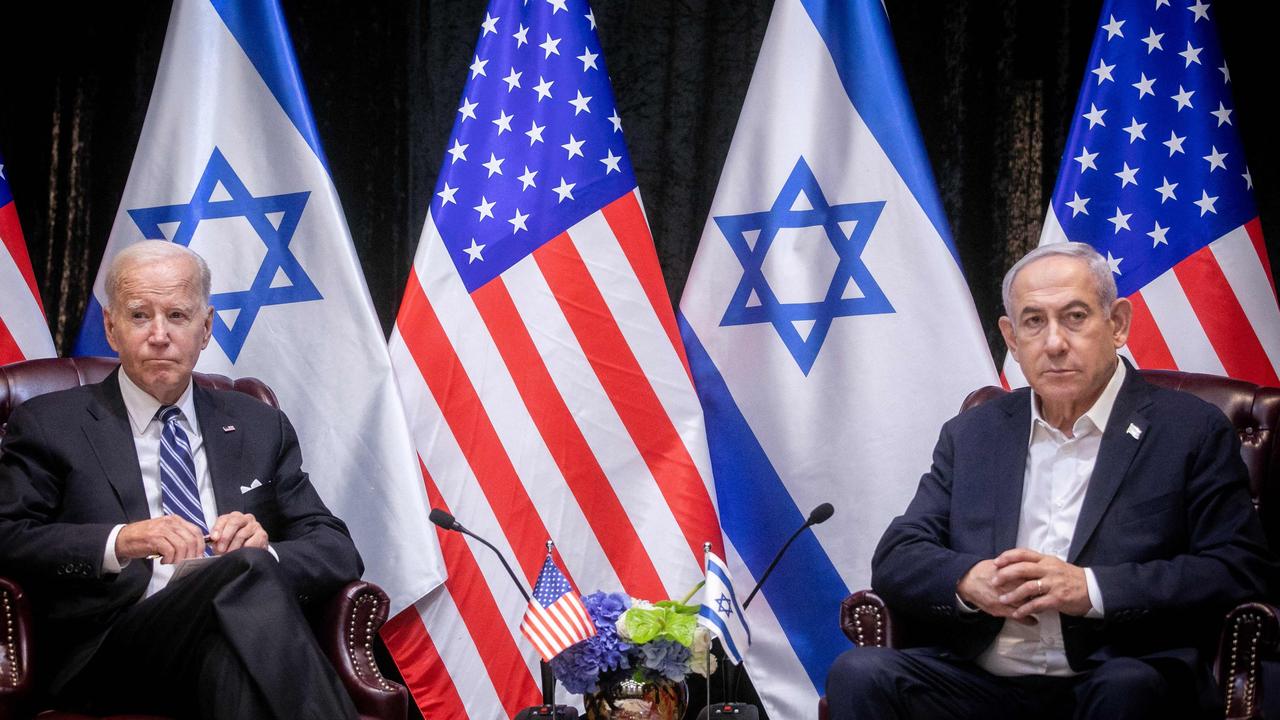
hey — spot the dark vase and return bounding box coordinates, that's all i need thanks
[583,677,688,719]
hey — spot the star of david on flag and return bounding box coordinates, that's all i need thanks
[1005,0,1280,387]
[126,148,322,361]
[717,156,890,374]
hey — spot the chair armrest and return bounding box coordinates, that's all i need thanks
[313,581,408,720]
[0,576,33,720]
[840,590,895,649]
[1216,602,1280,720]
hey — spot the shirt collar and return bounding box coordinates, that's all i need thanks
[1029,358,1126,440]
[117,368,199,437]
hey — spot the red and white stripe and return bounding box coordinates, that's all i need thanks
[520,593,595,662]
[0,195,55,364]
[1003,210,1279,388]
[386,189,722,717]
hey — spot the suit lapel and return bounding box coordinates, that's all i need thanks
[82,370,150,522]
[195,385,246,515]
[992,391,1032,553]
[1068,369,1152,562]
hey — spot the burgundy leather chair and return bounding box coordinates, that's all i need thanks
[819,368,1280,720]
[0,357,409,720]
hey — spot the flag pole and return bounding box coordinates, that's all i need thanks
[703,541,713,714]
[541,539,557,707]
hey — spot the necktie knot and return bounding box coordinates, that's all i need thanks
[158,404,182,425]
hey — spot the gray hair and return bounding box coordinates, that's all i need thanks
[1001,242,1117,317]
[105,240,212,310]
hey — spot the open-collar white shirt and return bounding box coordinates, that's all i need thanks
[974,359,1123,677]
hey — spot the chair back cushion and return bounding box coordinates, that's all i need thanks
[961,368,1280,548]
[0,357,278,441]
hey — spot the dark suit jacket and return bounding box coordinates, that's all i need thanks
[871,363,1273,675]
[0,368,363,689]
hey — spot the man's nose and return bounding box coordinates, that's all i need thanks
[146,317,171,343]
[1043,321,1068,353]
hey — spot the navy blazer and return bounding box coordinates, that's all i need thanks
[0,369,363,688]
[871,363,1273,672]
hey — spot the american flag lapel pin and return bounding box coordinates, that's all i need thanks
[222,425,236,433]
[1126,422,1142,440]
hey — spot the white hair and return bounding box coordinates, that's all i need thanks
[1001,242,1117,317]
[104,240,211,310]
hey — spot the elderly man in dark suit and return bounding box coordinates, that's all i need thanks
[825,242,1273,719]
[0,240,363,719]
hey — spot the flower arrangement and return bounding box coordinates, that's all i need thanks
[549,590,717,695]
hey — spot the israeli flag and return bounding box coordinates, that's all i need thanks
[72,0,443,613]
[698,550,751,665]
[679,0,998,716]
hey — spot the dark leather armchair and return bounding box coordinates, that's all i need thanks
[819,368,1280,720]
[0,357,408,720]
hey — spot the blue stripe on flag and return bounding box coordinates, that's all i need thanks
[72,295,118,358]
[679,312,851,692]
[798,0,958,265]
[699,605,744,664]
[209,0,330,170]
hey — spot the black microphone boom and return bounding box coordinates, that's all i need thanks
[429,508,530,602]
[428,508,577,719]
[742,502,834,609]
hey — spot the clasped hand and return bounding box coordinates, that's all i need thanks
[957,548,1092,622]
[115,512,269,564]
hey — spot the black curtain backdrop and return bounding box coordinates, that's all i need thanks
[2,1,1277,359]
[1,1,1278,716]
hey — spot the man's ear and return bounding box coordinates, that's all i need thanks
[998,315,1018,362]
[1109,297,1133,349]
[201,305,214,350]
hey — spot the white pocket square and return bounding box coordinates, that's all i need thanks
[239,478,263,494]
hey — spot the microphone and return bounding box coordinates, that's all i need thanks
[742,503,833,609]
[429,508,578,719]
[697,505,834,720]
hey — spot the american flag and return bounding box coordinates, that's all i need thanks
[521,555,596,661]
[384,0,722,716]
[0,152,55,364]
[1007,0,1279,387]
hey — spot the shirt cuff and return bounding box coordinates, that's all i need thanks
[103,524,126,574]
[266,544,279,562]
[1083,567,1105,618]
[956,592,981,614]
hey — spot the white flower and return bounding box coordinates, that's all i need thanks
[688,626,718,677]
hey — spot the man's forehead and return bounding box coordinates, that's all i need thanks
[1011,257,1100,305]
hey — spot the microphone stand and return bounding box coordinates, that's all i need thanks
[697,504,834,719]
[429,510,578,719]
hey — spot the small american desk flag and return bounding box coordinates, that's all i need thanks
[521,555,596,661]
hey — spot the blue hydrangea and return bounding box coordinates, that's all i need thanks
[637,638,692,682]
[549,592,633,694]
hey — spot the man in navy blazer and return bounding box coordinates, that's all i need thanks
[825,242,1273,719]
[0,241,363,719]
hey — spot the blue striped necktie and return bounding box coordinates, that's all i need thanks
[158,405,212,556]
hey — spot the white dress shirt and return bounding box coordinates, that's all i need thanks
[102,371,217,599]
[974,360,1123,677]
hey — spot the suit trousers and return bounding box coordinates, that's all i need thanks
[825,645,1208,720]
[55,547,358,720]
